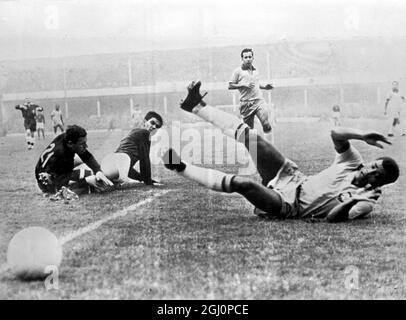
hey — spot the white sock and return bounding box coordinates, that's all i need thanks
[193,105,246,140]
[179,163,234,192]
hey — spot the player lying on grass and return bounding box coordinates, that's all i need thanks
[35,125,113,200]
[162,81,400,222]
[100,111,163,187]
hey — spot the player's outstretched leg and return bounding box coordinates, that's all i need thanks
[163,148,234,192]
[179,81,285,186]
[162,149,283,215]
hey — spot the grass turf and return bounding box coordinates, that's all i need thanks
[0,119,405,299]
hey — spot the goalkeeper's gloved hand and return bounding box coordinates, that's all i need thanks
[95,171,114,186]
[38,172,53,186]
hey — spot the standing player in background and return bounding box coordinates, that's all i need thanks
[100,111,163,187]
[51,104,65,135]
[229,49,274,175]
[332,105,341,126]
[35,106,46,140]
[229,48,274,143]
[384,81,406,137]
[15,98,38,149]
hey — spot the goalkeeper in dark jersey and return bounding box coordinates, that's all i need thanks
[100,111,163,187]
[35,125,113,200]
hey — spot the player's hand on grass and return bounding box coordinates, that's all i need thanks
[363,132,391,149]
[95,171,114,186]
[352,187,381,203]
[85,173,113,192]
[118,178,142,189]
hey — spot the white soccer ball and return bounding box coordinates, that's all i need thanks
[7,227,63,280]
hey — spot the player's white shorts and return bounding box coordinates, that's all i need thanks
[101,152,131,182]
[267,159,306,217]
[37,122,44,130]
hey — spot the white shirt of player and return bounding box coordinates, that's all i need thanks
[386,90,405,117]
[51,109,63,125]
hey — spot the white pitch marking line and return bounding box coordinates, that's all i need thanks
[59,190,171,244]
[0,189,171,275]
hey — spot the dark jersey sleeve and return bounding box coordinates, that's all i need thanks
[78,150,101,174]
[15,104,26,116]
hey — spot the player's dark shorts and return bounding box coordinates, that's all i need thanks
[393,118,400,126]
[24,120,36,132]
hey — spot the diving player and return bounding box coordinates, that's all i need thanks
[163,81,399,223]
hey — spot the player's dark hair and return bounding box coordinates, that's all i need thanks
[145,111,163,127]
[64,125,87,144]
[241,48,254,58]
[376,156,400,186]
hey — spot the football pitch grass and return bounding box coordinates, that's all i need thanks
[0,119,405,299]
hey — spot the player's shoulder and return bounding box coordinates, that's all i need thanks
[129,127,149,135]
[121,127,148,141]
[49,134,67,152]
[233,66,243,73]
